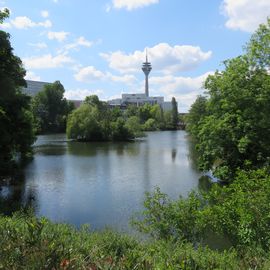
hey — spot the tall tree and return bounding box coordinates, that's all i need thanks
[171,97,178,130]
[0,10,35,172]
[186,95,208,139]
[32,81,74,133]
[188,19,270,180]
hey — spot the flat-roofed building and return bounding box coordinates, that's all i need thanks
[22,80,51,96]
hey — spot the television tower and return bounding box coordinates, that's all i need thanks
[142,49,152,97]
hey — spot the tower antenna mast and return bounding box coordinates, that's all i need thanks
[142,48,152,97]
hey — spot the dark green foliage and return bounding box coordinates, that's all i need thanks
[171,97,178,129]
[0,12,35,172]
[32,81,74,134]
[67,95,142,141]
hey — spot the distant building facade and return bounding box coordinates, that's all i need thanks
[22,80,83,108]
[22,80,51,96]
[108,93,173,111]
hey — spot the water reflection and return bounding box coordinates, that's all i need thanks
[67,141,140,157]
[0,171,36,215]
[171,149,177,162]
[0,131,202,231]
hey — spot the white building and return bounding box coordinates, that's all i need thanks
[108,93,174,111]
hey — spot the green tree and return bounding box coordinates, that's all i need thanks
[138,103,152,123]
[124,105,138,118]
[187,19,270,180]
[143,118,158,131]
[32,81,73,133]
[246,17,270,69]
[186,95,208,139]
[171,97,178,130]
[150,104,164,129]
[67,96,144,141]
[163,110,173,130]
[67,104,102,141]
[0,10,35,172]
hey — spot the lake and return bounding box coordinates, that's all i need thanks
[0,131,203,232]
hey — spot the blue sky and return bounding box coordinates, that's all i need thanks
[1,0,270,112]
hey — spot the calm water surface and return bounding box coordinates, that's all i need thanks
[1,131,202,232]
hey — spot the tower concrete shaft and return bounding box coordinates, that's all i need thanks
[142,51,152,97]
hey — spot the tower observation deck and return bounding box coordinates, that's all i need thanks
[142,50,152,97]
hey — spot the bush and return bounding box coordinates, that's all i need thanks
[0,212,240,269]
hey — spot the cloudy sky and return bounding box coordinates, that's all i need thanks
[1,0,270,112]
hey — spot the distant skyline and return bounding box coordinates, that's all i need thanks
[1,0,270,112]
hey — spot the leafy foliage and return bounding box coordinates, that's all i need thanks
[32,81,74,134]
[67,95,142,141]
[186,95,208,139]
[0,212,240,269]
[133,168,270,269]
[0,12,35,172]
[186,19,270,180]
[124,101,178,131]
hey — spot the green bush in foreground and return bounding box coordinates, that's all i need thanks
[0,212,240,269]
[132,168,270,269]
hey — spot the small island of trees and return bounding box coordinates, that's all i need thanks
[66,95,179,142]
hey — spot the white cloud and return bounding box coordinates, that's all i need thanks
[149,72,213,112]
[74,65,137,84]
[64,89,104,100]
[112,0,159,11]
[28,42,48,49]
[101,43,212,74]
[74,66,106,82]
[47,31,69,42]
[76,36,93,47]
[150,72,212,96]
[109,74,137,84]
[63,36,93,52]
[41,10,49,18]
[23,53,74,69]
[9,16,52,29]
[222,0,270,32]
[25,71,41,81]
